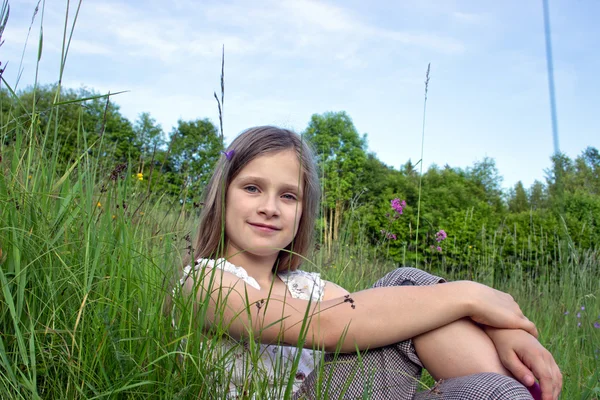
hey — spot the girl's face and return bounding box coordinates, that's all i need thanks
[225,150,303,259]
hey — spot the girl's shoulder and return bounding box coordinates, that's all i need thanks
[186,258,260,290]
[277,269,325,301]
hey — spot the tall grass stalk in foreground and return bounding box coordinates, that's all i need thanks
[414,63,431,265]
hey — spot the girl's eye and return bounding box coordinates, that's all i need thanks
[282,194,297,201]
[244,185,259,193]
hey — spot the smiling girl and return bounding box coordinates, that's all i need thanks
[173,126,560,399]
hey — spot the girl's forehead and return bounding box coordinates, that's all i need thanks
[233,150,303,182]
[242,150,299,170]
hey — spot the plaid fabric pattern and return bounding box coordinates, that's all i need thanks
[293,268,533,400]
[414,372,533,399]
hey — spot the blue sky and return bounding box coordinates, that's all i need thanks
[3,0,599,190]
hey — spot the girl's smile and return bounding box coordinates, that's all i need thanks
[248,222,281,233]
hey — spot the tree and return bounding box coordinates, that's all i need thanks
[169,118,223,199]
[134,112,165,158]
[529,180,546,210]
[508,181,529,213]
[14,85,138,168]
[468,156,504,211]
[303,111,368,253]
[574,147,600,195]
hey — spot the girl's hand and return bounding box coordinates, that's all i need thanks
[461,281,538,337]
[484,327,562,400]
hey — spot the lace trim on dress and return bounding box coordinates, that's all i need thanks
[181,258,261,289]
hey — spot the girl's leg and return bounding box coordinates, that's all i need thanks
[374,268,513,380]
[413,318,511,380]
[293,267,531,399]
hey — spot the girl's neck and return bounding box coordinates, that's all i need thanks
[225,247,279,289]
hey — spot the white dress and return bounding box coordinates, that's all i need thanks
[179,258,326,398]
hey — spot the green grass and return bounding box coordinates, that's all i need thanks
[1,3,599,397]
[1,130,599,398]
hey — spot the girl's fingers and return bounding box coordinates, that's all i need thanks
[532,358,555,400]
[503,351,535,387]
[519,317,538,338]
[549,354,562,399]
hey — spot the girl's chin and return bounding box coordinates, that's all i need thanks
[239,243,292,258]
[246,247,286,257]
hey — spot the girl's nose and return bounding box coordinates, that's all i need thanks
[257,195,280,217]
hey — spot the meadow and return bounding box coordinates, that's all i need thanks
[1,1,599,398]
[1,106,599,399]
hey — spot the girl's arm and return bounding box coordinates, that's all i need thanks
[184,267,536,353]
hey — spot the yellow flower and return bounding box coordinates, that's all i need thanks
[139,211,144,216]
[112,215,116,220]
[28,175,32,179]
[468,245,472,249]
[97,202,102,208]
[137,172,144,181]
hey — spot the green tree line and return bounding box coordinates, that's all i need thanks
[2,85,598,280]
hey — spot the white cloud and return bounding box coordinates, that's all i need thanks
[452,11,484,24]
[69,39,112,55]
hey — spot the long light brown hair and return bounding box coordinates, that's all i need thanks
[190,126,320,272]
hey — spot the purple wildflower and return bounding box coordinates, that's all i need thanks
[564,311,569,315]
[391,198,407,215]
[577,312,581,318]
[380,230,397,240]
[578,322,582,328]
[436,246,442,252]
[435,230,447,242]
[581,306,585,311]
[594,322,600,329]
[221,150,235,160]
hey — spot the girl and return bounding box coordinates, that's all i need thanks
[174,126,561,399]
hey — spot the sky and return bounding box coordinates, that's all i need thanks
[2,0,599,190]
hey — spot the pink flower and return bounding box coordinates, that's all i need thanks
[436,246,442,252]
[391,198,407,215]
[380,229,397,240]
[435,230,447,242]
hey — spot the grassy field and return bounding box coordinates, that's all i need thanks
[0,118,599,399]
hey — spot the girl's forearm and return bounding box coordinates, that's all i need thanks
[203,278,469,352]
[277,282,472,352]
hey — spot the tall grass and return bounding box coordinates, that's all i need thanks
[1,2,599,399]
